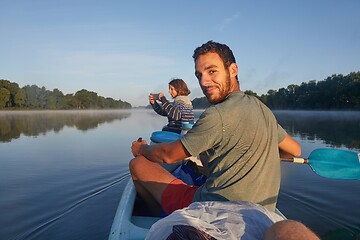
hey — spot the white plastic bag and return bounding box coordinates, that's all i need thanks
[146,201,285,240]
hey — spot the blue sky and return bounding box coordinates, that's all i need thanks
[1,0,359,107]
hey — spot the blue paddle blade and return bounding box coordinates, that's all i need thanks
[308,148,360,180]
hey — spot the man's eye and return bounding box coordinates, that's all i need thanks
[209,70,216,74]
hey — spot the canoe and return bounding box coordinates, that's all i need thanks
[108,164,179,240]
[108,172,286,240]
[108,177,155,240]
[108,131,286,239]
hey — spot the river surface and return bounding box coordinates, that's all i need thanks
[0,109,359,240]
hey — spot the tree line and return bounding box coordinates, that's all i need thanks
[2,71,359,110]
[191,72,360,110]
[0,79,131,109]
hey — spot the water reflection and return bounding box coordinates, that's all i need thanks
[0,110,131,142]
[1,110,359,150]
[274,111,360,150]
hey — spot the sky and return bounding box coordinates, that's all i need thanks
[1,0,359,107]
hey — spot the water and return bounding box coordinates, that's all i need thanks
[0,110,359,240]
[274,111,360,240]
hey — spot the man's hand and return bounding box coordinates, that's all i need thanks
[131,139,148,157]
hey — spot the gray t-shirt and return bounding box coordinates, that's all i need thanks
[181,91,287,211]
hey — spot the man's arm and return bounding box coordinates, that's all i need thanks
[132,139,191,164]
[278,134,301,159]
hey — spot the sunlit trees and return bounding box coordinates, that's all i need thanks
[63,94,78,109]
[261,73,360,110]
[0,79,132,109]
[0,80,17,108]
[74,89,98,109]
[14,88,26,107]
[0,88,11,108]
[192,72,360,110]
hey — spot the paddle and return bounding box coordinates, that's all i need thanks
[281,148,360,180]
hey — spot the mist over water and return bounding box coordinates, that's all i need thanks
[274,110,360,150]
[0,109,359,239]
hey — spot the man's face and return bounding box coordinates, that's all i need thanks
[195,52,231,104]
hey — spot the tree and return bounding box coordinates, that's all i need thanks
[14,89,26,107]
[0,79,21,107]
[63,94,78,109]
[192,97,210,109]
[244,90,259,97]
[52,88,65,109]
[23,85,40,108]
[0,88,11,108]
[75,89,98,109]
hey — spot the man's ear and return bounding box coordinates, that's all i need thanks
[229,63,238,78]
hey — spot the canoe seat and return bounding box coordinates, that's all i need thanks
[131,216,161,229]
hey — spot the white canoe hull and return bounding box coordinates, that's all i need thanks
[108,177,286,240]
[108,177,159,240]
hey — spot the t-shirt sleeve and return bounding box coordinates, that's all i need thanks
[180,106,223,157]
[277,123,287,144]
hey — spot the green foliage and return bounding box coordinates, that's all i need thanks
[0,79,132,110]
[260,72,360,110]
[0,88,11,108]
[75,89,98,109]
[14,89,26,107]
[244,90,259,97]
[192,97,211,109]
[191,72,360,110]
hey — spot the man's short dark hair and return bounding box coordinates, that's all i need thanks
[192,40,236,70]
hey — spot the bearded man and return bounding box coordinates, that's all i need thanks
[129,40,301,216]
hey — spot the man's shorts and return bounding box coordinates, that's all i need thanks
[161,178,199,215]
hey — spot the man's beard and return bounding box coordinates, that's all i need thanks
[203,71,231,104]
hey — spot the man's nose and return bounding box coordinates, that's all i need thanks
[199,75,210,86]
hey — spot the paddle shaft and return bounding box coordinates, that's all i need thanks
[281,157,309,164]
